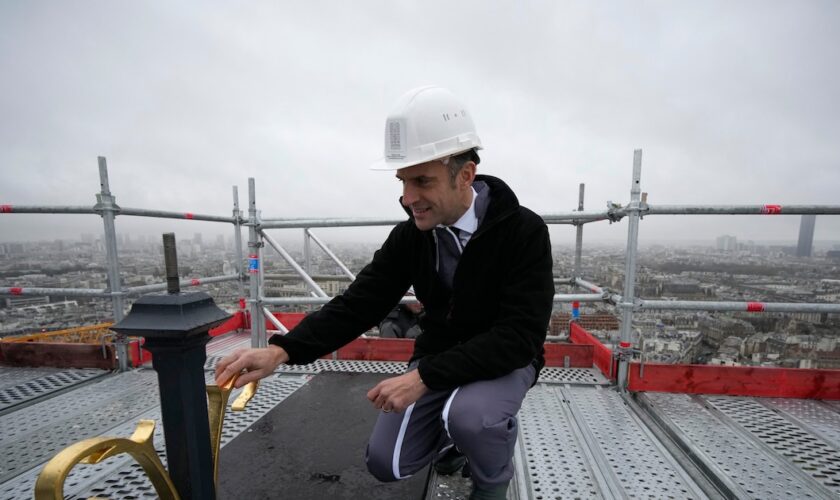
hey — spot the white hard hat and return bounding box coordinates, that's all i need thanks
[370,86,483,171]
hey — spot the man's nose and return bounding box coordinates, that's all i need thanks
[402,184,417,206]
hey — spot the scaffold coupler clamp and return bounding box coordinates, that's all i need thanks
[92,194,122,215]
[615,341,638,362]
[613,341,641,380]
[638,192,649,219]
[605,201,624,223]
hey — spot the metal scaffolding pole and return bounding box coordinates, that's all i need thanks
[260,230,328,298]
[0,206,96,214]
[247,178,266,348]
[124,274,239,296]
[261,293,603,307]
[637,299,840,314]
[261,212,617,229]
[306,229,357,281]
[118,207,235,223]
[261,217,404,229]
[0,286,110,297]
[94,157,129,371]
[232,186,245,303]
[303,228,312,276]
[644,204,840,215]
[265,273,353,281]
[263,306,289,334]
[573,183,585,279]
[575,278,605,296]
[617,150,643,390]
[541,210,617,224]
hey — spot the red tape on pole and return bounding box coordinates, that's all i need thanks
[746,302,765,312]
[10,287,23,295]
[184,212,194,219]
[190,279,200,286]
[761,204,782,215]
[0,205,12,213]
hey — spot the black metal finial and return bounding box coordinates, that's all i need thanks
[163,233,180,294]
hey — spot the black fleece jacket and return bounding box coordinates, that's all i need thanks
[268,175,554,390]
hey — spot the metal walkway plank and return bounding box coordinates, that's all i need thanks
[0,373,307,500]
[562,385,708,499]
[644,392,828,499]
[0,366,107,414]
[764,398,840,451]
[705,395,840,497]
[0,371,160,484]
[516,384,606,499]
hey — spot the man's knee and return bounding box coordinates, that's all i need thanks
[365,444,399,482]
[446,398,517,445]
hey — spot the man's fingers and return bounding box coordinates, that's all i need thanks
[367,383,382,402]
[214,348,250,382]
[214,356,236,384]
[215,353,248,385]
[234,368,265,388]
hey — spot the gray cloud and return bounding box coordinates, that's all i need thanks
[1,1,838,247]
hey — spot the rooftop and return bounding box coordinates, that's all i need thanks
[2,329,839,499]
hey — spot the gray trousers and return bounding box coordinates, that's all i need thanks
[365,363,536,488]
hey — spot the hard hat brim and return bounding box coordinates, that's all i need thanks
[369,145,483,171]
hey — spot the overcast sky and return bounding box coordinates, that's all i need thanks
[1,1,838,249]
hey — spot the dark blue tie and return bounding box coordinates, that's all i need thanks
[436,226,462,289]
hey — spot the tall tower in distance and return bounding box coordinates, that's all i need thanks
[797,214,816,257]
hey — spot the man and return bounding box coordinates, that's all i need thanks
[216,86,554,499]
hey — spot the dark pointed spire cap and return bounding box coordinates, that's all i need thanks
[111,291,231,339]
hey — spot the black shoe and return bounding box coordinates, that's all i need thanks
[433,447,466,476]
[468,481,509,500]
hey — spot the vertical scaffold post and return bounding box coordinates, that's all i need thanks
[303,227,312,276]
[247,178,266,347]
[232,186,245,304]
[96,157,129,371]
[574,183,585,279]
[617,150,643,390]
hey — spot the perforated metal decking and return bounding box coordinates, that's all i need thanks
[637,392,840,499]
[2,336,839,500]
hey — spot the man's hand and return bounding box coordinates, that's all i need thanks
[214,345,289,388]
[367,369,428,413]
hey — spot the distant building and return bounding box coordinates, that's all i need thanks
[796,215,816,257]
[716,235,737,252]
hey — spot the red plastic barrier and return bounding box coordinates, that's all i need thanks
[209,311,247,336]
[265,312,306,332]
[543,343,593,368]
[569,322,615,379]
[328,337,415,362]
[129,338,153,366]
[627,362,840,400]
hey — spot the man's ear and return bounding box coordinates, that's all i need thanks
[458,161,477,189]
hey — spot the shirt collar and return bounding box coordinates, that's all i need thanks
[440,186,479,236]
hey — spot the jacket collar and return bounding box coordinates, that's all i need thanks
[399,174,520,236]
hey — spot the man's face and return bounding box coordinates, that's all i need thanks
[396,160,474,232]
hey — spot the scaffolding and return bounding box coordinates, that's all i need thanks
[2,152,839,387]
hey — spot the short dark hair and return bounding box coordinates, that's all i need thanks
[446,148,481,184]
